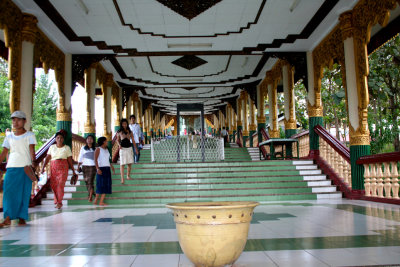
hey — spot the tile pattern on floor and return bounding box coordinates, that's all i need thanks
[1,199,400,266]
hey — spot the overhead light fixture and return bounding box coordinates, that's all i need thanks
[76,0,89,15]
[168,43,213,48]
[177,79,203,83]
[131,59,137,69]
[290,0,301,12]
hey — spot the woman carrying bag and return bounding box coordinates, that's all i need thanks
[41,131,77,209]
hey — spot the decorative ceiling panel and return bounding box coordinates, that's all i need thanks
[155,0,222,20]
[171,55,208,70]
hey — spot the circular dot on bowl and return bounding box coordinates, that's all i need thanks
[212,215,216,219]
[229,214,232,218]
[197,215,200,219]
[241,213,244,217]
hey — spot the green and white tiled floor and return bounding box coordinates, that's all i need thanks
[1,199,400,266]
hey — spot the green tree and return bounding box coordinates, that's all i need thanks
[321,64,348,142]
[294,80,308,130]
[31,72,58,149]
[0,58,11,132]
[368,35,400,152]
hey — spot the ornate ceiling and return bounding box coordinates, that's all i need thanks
[12,0,367,114]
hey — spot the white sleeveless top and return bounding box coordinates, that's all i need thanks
[97,147,110,168]
[2,131,36,168]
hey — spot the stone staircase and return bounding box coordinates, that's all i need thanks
[247,147,260,161]
[39,160,341,206]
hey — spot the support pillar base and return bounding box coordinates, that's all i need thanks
[309,117,323,150]
[350,145,370,190]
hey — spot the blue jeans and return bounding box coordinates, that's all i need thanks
[133,143,141,163]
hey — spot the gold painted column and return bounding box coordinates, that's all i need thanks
[257,83,267,144]
[236,95,243,141]
[248,97,257,147]
[307,51,324,154]
[18,14,38,130]
[56,53,73,147]
[103,74,113,150]
[283,63,297,138]
[84,65,96,137]
[267,77,280,138]
[340,11,371,191]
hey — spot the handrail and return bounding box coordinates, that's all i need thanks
[236,129,243,147]
[314,125,350,163]
[259,128,269,159]
[111,132,119,163]
[311,125,352,198]
[290,130,309,139]
[252,130,258,148]
[357,151,400,165]
[71,133,86,144]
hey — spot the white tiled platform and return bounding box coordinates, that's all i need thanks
[1,199,400,266]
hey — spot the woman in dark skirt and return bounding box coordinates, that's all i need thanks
[77,134,96,202]
[93,137,115,206]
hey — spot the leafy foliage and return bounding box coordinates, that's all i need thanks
[0,58,11,133]
[368,35,400,153]
[32,73,58,149]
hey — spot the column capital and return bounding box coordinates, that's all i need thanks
[307,102,323,117]
[284,119,297,130]
[21,13,38,43]
[339,11,354,41]
[105,73,114,88]
[257,116,266,124]
[249,124,257,131]
[56,110,72,121]
[84,122,96,134]
[269,129,280,138]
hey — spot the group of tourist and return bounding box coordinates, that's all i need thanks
[0,111,143,228]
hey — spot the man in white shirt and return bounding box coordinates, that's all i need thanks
[129,115,143,163]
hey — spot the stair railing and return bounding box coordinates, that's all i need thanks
[30,131,58,206]
[313,124,352,197]
[236,129,243,147]
[111,133,119,163]
[357,152,400,200]
[290,130,310,158]
[259,128,270,159]
[71,133,86,163]
[252,131,258,148]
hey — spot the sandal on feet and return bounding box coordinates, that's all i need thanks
[18,219,27,226]
[99,203,108,206]
[0,220,11,228]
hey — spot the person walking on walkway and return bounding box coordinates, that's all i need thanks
[0,111,37,227]
[41,131,77,209]
[93,137,115,206]
[129,115,143,163]
[117,119,138,184]
[77,134,96,202]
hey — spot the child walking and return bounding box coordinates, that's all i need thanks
[93,137,115,206]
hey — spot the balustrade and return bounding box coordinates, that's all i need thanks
[291,131,310,158]
[357,152,400,199]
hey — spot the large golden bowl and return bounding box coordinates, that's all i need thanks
[166,201,259,267]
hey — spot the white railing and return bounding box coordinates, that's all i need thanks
[358,153,400,199]
[151,136,224,162]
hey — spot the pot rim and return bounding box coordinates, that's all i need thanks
[166,201,259,210]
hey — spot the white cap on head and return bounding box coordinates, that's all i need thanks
[10,110,27,119]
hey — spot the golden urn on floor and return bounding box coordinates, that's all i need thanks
[166,201,259,267]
